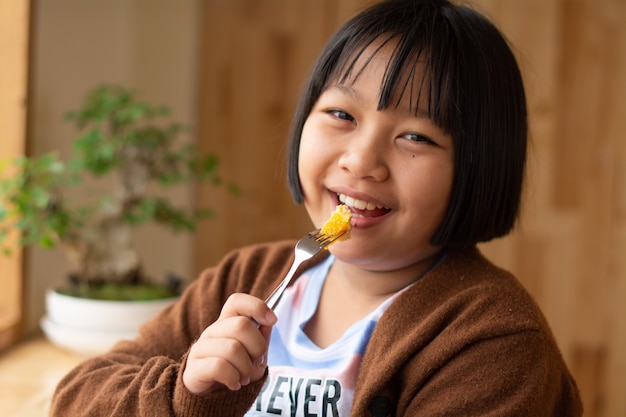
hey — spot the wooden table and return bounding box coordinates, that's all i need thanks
[0,337,83,417]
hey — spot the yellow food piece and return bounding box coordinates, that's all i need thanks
[320,204,352,241]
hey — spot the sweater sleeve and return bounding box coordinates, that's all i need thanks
[49,241,298,417]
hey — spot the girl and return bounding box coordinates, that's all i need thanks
[51,0,582,415]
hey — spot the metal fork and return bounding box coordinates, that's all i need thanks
[264,229,348,311]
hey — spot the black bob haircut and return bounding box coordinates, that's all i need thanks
[286,0,527,248]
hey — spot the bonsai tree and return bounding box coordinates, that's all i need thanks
[0,85,235,299]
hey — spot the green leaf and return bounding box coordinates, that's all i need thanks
[38,235,56,248]
[194,207,215,219]
[30,187,50,208]
[228,182,242,196]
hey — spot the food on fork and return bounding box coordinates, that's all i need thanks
[320,204,352,243]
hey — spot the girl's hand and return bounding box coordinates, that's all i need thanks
[182,293,277,396]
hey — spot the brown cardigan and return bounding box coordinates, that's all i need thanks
[50,241,582,416]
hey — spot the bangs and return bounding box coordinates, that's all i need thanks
[325,13,458,136]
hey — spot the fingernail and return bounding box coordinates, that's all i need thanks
[266,310,277,324]
[255,354,266,367]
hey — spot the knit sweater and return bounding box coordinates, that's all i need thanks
[50,241,582,416]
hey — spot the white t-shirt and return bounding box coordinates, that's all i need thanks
[246,256,402,417]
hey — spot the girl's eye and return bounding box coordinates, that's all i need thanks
[327,109,355,122]
[404,133,435,145]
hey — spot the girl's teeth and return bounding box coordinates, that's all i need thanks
[338,194,381,211]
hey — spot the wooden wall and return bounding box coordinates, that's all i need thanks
[194,0,371,268]
[195,1,626,416]
[0,0,30,350]
[476,1,626,416]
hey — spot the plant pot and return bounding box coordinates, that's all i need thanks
[40,289,178,357]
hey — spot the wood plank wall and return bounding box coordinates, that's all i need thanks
[195,1,626,416]
[0,0,30,350]
[195,0,369,267]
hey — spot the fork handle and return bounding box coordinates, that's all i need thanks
[264,257,302,310]
[251,258,300,328]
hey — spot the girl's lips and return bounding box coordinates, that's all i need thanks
[350,208,391,228]
[349,205,390,218]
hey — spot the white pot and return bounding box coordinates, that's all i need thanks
[40,289,178,357]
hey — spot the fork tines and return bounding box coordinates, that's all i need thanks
[310,230,346,245]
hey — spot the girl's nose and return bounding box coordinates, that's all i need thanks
[337,135,389,181]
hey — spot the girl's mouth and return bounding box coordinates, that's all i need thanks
[337,193,391,218]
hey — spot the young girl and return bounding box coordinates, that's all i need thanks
[51,0,582,415]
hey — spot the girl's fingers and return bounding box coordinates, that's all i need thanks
[218,293,277,328]
[200,315,269,361]
[183,293,277,395]
[185,337,254,393]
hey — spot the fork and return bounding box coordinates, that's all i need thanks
[264,229,348,311]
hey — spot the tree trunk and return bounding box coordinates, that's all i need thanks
[63,216,141,285]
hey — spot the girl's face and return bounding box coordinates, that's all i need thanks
[298,42,455,273]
